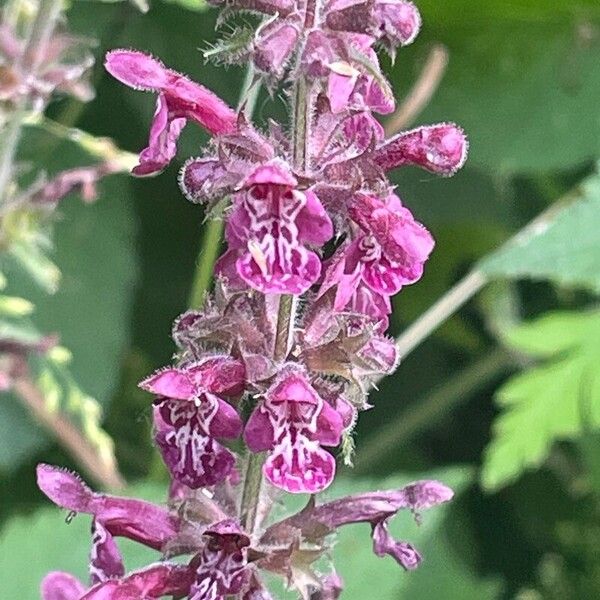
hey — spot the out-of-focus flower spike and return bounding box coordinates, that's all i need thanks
[41,572,86,600]
[373,123,468,175]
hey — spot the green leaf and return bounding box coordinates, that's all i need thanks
[0,125,137,471]
[0,483,164,597]
[479,171,600,293]
[404,0,600,173]
[482,309,600,491]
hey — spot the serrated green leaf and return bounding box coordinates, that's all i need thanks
[482,309,600,491]
[479,171,600,293]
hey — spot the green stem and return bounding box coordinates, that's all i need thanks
[274,294,294,362]
[393,269,487,360]
[355,347,513,473]
[187,66,259,307]
[292,78,309,169]
[240,451,267,533]
[0,110,25,205]
[188,216,227,309]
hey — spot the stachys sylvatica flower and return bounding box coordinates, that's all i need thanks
[37,464,453,599]
[38,0,469,596]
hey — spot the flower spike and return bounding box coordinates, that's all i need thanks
[39,0,467,595]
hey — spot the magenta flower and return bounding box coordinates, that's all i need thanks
[264,479,453,570]
[140,356,245,488]
[373,123,469,176]
[180,119,276,205]
[215,161,333,295]
[36,464,180,551]
[320,193,434,322]
[244,368,345,493]
[41,572,85,600]
[104,50,238,176]
[326,0,421,56]
[89,520,125,583]
[189,520,251,600]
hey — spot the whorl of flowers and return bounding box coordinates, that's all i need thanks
[39,0,468,597]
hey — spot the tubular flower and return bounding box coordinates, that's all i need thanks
[104,50,237,175]
[244,368,346,493]
[319,193,434,322]
[139,356,246,488]
[215,161,333,294]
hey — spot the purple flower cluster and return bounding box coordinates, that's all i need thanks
[38,0,467,596]
[38,464,453,599]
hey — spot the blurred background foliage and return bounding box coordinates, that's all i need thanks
[1,0,600,598]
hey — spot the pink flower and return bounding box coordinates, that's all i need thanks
[36,464,179,551]
[104,50,237,176]
[326,0,421,56]
[244,368,345,493]
[80,564,193,599]
[140,356,245,488]
[302,31,394,115]
[264,479,453,570]
[189,520,251,600]
[373,123,469,176]
[41,572,86,600]
[320,193,434,322]
[215,161,333,295]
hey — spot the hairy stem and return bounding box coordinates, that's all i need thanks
[188,65,259,307]
[240,451,267,533]
[356,347,513,472]
[274,294,295,362]
[14,369,125,489]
